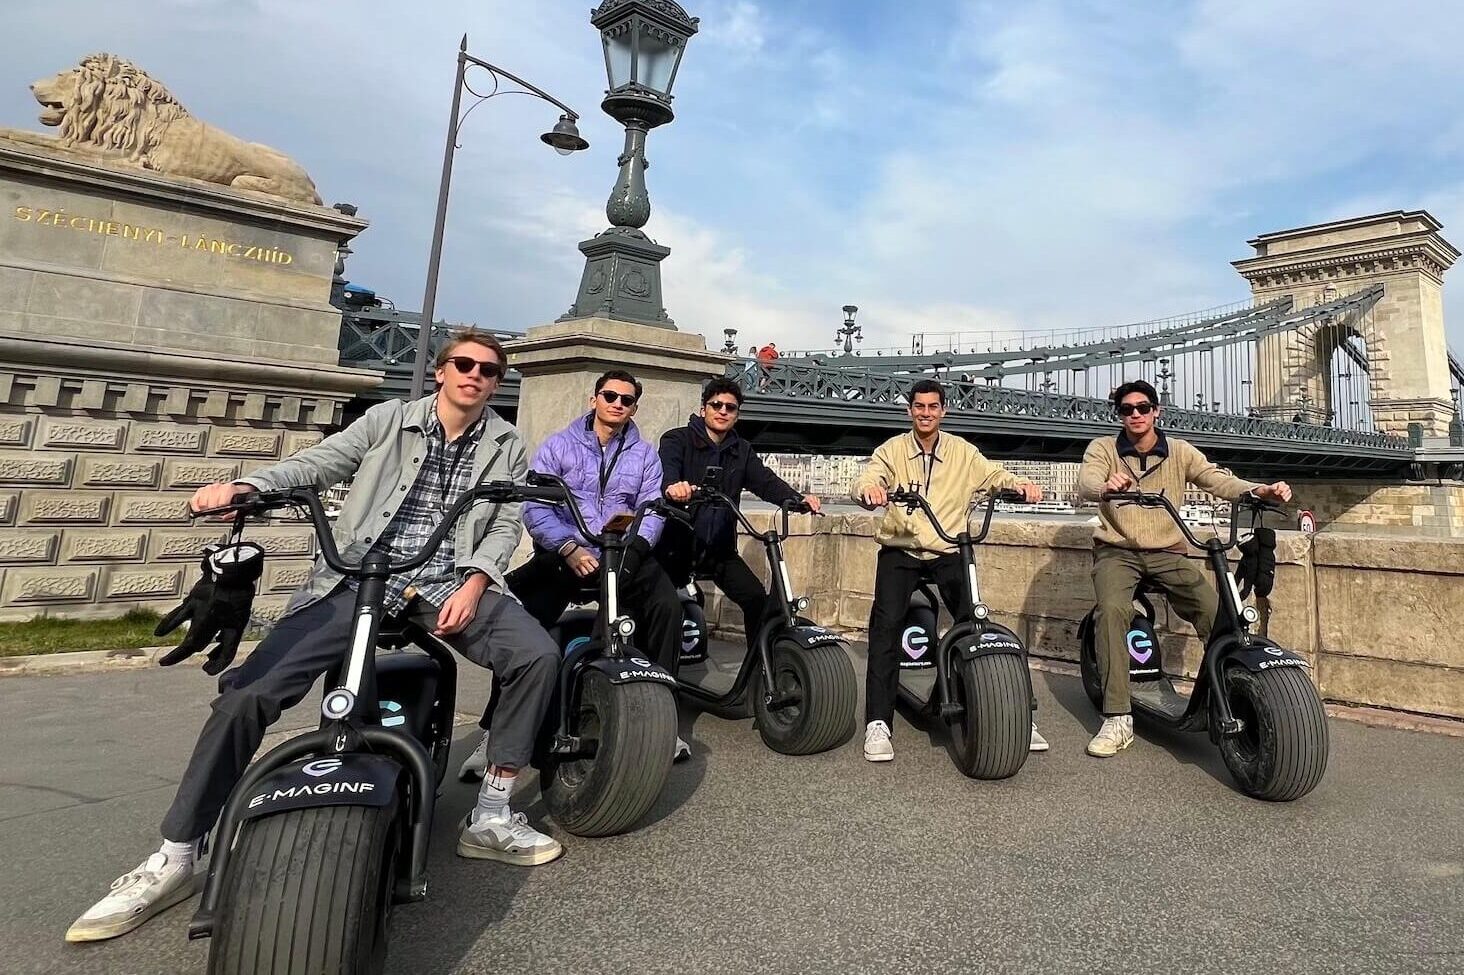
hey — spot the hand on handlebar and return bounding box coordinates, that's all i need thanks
[1103,470,1136,494]
[860,485,888,509]
[565,546,599,578]
[1013,481,1043,504]
[800,493,823,514]
[665,481,695,503]
[190,482,250,518]
[1253,481,1292,504]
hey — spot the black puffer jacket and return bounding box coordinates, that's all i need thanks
[655,415,802,581]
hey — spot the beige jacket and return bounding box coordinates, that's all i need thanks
[1078,431,1258,551]
[851,432,1022,558]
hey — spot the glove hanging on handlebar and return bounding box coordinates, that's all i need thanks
[1234,526,1276,599]
[155,541,266,675]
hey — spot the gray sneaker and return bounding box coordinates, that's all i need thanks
[457,812,563,866]
[458,731,490,782]
[65,853,197,942]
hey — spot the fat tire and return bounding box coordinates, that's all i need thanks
[752,639,857,755]
[1078,612,1104,710]
[543,669,676,837]
[208,804,398,975]
[1215,664,1329,802]
[950,652,1031,780]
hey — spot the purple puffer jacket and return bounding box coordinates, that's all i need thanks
[523,413,664,557]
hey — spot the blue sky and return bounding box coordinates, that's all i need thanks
[5,0,1464,351]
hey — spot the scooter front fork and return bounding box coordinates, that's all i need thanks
[755,623,798,711]
[1204,647,1244,736]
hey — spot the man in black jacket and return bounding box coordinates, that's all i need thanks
[657,378,820,651]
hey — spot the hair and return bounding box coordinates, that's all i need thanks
[436,327,507,369]
[594,369,643,400]
[701,377,744,406]
[909,378,946,406]
[1111,380,1159,409]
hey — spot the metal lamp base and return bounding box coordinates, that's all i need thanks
[559,227,675,328]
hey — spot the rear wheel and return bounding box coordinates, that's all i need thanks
[752,638,857,755]
[209,803,398,975]
[949,652,1031,779]
[1215,664,1329,801]
[543,669,676,837]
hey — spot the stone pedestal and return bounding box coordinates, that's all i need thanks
[0,139,379,621]
[506,317,732,455]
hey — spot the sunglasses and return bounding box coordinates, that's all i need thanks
[598,389,639,407]
[1117,401,1156,417]
[444,356,504,380]
[705,399,740,414]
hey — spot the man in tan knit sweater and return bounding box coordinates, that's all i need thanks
[852,379,1045,762]
[1077,380,1291,758]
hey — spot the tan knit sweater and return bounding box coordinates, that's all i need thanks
[1078,432,1259,551]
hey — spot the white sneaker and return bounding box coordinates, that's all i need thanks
[457,811,564,866]
[1029,722,1050,752]
[1087,715,1135,758]
[674,737,692,763]
[863,720,894,762]
[458,731,490,782]
[65,853,198,942]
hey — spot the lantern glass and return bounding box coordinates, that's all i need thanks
[638,24,679,95]
[602,25,633,89]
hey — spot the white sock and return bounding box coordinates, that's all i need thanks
[472,770,515,825]
[159,839,197,869]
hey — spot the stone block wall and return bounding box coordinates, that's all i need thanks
[699,508,1463,721]
[1294,479,1464,538]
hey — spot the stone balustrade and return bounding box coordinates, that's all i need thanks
[696,508,1464,722]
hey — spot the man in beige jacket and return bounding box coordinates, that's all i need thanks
[1077,379,1291,758]
[852,379,1045,762]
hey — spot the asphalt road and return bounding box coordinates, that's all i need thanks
[1,647,1461,975]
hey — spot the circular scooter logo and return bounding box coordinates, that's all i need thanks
[682,618,701,653]
[1125,629,1155,664]
[901,626,930,661]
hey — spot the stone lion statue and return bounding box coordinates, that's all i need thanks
[1,53,321,204]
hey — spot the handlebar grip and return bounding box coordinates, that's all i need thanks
[992,489,1025,503]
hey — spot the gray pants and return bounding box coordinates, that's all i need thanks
[161,585,558,843]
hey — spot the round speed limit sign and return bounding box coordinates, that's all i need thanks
[1298,509,1317,534]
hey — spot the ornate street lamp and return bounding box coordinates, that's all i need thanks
[410,36,587,398]
[835,304,863,355]
[562,0,699,328]
[722,327,739,354]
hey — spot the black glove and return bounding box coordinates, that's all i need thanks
[1234,526,1276,599]
[156,542,265,675]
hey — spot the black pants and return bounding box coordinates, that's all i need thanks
[661,547,774,652]
[865,548,972,726]
[506,539,682,675]
[161,585,558,843]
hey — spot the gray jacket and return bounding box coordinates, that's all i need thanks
[241,395,528,617]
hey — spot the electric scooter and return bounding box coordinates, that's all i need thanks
[1078,491,1329,801]
[888,488,1035,779]
[674,475,857,755]
[186,479,568,975]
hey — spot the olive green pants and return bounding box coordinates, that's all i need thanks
[1091,545,1217,715]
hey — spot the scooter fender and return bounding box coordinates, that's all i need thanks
[1227,639,1311,674]
[238,753,401,824]
[782,624,849,652]
[954,621,1027,660]
[587,655,678,686]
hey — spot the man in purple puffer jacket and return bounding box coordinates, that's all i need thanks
[507,370,682,676]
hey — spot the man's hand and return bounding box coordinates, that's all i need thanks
[1254,481,1293,503]
[860,485,888,509]
[434,573,487,636]
[190,481,248,515]
[666,481,694,502]
[1103,471,1136,494]
[802,493,822,513]
[565,547,600,578]
[1015,481,1043,504]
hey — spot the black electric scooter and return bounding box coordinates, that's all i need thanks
[1078,491,1328,801]
[888,488,1034,779]
[674,477,857,755]
[521,470,682,837]
[186,479,569,975]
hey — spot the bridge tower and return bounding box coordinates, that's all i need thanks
[1233,211,1459,437]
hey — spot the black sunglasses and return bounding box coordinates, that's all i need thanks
[705,399,740,414]
[598,389,639,407]
[444,356,504,380]
[1117,401,1156,417]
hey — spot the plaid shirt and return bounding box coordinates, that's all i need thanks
[350,407,486,614]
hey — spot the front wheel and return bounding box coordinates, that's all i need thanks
[209,804,399,975]
[543,669,676,837]
[1214,664,1329,801]
[752,639,857,755]
[949,652,1031,779]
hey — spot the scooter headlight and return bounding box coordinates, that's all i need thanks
[616,617,636,638]
[1242,605,1259,624]
[322,689,355,720]
[795,596,810,612]
[972,603,990,621]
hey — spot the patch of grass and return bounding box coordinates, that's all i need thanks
[0,608,186,657]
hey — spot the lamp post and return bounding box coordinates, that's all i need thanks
[834,304,863,355]
[722,327,739,354]
[561,0,699,328]
[409,36,588,399]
